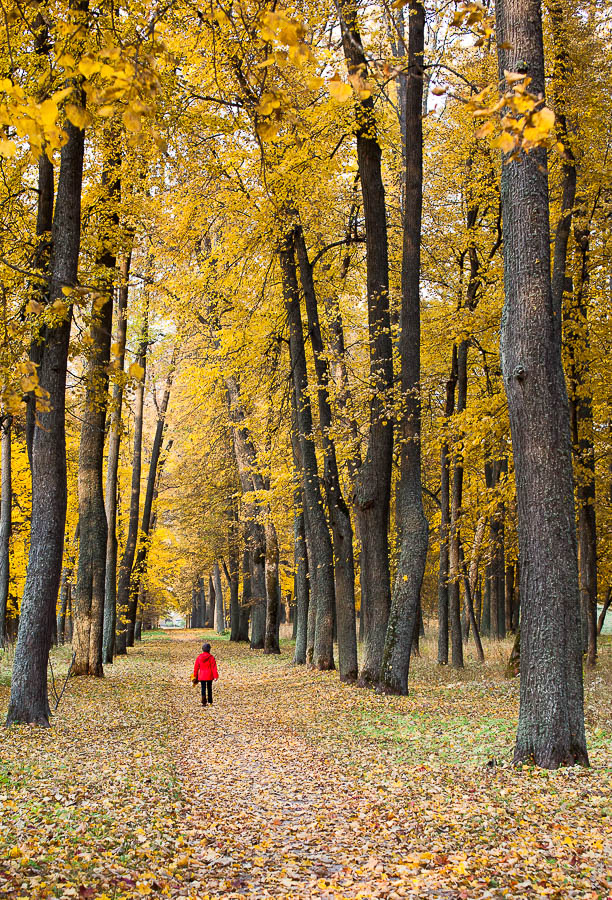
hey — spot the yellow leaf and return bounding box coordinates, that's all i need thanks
[504,70,527,84]
[78,56,99,78]
[492,131,516,153]
[532,106,555,131]
[65,103,91,129]
[475,121,494,138]
[123,107,142,133]
[129,362,145,380]
[0,139,16,158]
[328,78,353,103]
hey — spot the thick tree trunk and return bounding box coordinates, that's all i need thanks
[6,90,87,725]
[381,0,428,694]
[438,347,457,664]
[292,502,309,665]
[0,415,12,645]
[338,0,394,685]
[115,301,148,655]
[73,142,118,677]
[103,248,131,664]
[295,228,356,679]
[281,233,334,670]
[224,550,240,642]
[496,0,588,767]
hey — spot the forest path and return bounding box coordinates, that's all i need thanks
[167,632,611,900]
[1,632,610,899]
[170,631,408,899]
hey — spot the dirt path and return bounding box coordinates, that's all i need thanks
[167,632,612,900]
[1,632,610,899]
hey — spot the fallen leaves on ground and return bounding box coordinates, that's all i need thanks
[1,632,611,899]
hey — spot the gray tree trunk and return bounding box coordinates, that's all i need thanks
[238,548,251,641]
[338,0,394,685]
[213,561,225,633]
[295,228,357,680]
[496,0,588,767]
[115,299,148,655]
[6,97,86,725]
[380,0,428,694]
[127,353,176,645]
[280,232,335,671]
[73,140,118,676]
[0,415,12,645]
[103,248,131,663]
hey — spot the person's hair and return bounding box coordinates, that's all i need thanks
[202,642,211,653]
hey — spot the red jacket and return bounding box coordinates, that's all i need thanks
[194,652,218,682]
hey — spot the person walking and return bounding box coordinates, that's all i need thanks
[193,642,219,707]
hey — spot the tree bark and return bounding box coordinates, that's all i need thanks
[73,137,119,677]
[380,0,428,694]
[337,0,394,684]
[0,415,12,645]
[127,353,176,645]
[438,348,457,664]
[6,60,87,724]
[496,0,588,767]
[207,575,216,629]
[448,342,467,669]
[115,298,148,655]
[103,248,131,663]
[294,227,356,680]
[597,586,611,635]
[239,548,251,641]
[280,232,335,671]
[224,549,240,642]
[567,227,597,667]
[213,561,225,633]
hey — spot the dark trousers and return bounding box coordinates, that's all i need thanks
[200,680,213,705]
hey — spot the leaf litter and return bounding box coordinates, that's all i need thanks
[1,632,611,899]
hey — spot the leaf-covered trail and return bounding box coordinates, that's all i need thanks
[171,633,612,899]
[1,631,611,899]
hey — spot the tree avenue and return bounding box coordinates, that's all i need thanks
[0,0,610,771]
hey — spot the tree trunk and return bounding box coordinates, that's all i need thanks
[103,248,132,664]
[496,0,588,767]
[338,0,394,685]
[597,586,611,635]
[567,227,597,667]
[115,299,148,655]
[485,458,506,640]
[239,548,251,641]
[6,85,87,725]
[263,522,280,654]
[224,549,241,642]
[295,228,356,680]
[292,501,309,665]
[213,561,225,633]
[380,0,428,694]
[280,232,335,671]
[73,139,118,677]
[127,354,176,645]
[0,415,12,645]
[448,342,467,669]
[207,575,216,629]
[438,349,457,665]
[505,564,515,634]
